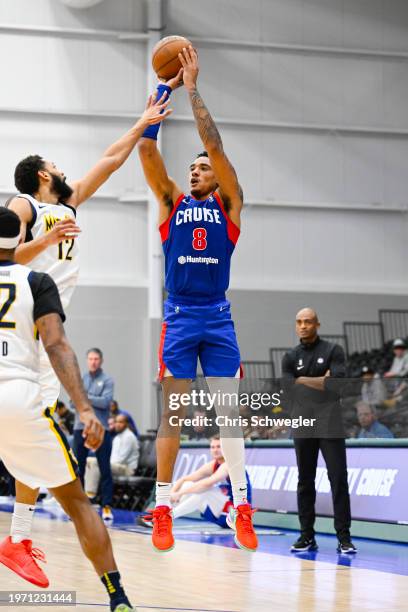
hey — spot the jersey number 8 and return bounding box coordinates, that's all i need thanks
[192,227,207,251]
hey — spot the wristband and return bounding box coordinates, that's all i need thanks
[142,84,172,140]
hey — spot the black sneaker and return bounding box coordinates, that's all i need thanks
[337,539,357,554]
[291,535,318,552]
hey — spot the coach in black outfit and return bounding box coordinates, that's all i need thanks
[281,308,356,554]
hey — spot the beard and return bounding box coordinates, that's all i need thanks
[51,173,74,203]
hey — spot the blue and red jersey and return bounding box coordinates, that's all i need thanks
[159,192,240,304]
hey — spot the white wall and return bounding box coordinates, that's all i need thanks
[165,0,408,294]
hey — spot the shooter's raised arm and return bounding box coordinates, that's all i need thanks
[180,46,243,227]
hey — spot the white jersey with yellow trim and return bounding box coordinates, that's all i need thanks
[0,263,39,383]
[0,262,65,384]
[19,193,80,309]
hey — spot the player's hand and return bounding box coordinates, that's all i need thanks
[45,218,81,246]
[80,409,104,451]
[179,46,199,91]
[139,92,172,128]
[161,67,184,91]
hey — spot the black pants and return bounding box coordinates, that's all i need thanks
[73,429,113,507]
[294,438,351,539]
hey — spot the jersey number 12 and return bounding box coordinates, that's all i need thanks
[58,239,74,261]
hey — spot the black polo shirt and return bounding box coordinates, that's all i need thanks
[281,337,346,437]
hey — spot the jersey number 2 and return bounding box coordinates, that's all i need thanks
[0,283,16,329]
[192,228,207,251]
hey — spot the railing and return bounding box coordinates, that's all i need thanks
[269,348,291,378]
[343,321,385,355]
[379,310,408,343]
[321,334,348,356]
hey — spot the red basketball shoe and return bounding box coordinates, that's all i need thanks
[227,504,258,552]
[0,536,49,587]
[146,506,174,552]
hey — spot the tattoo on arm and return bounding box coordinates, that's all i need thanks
[189,88,222,149]
[37,315,89,408]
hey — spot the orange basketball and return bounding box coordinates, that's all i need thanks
[152,35,192,80]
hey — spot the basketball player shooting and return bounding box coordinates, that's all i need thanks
[138,46,258,552]
[0,208,135,612]
[1,95,171,566]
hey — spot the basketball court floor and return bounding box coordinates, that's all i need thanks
[0,503,407,611]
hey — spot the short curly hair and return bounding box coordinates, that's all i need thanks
[14,155,46,195]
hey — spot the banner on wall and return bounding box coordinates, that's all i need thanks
[174,446,407,524]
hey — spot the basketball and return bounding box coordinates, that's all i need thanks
[152,35,192,80]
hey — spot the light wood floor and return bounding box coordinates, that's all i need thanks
[0,514,407,612]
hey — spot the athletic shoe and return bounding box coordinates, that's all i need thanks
[136,515,153,528]
[227,504,258,552]
[291,535,318,552]
[0,537,49,588]
[113,604,136,611]
[148,506,174,552]
[337,539,357,554]
[102,506,114,522]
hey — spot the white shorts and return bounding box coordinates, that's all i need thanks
[0,379,78,489]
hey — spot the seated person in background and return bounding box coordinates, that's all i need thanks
[356,401,394,439]
[141,435,252,529]
[110,400,139,437]
[360,366,386,407]
[85,415,140,498]
[384,339,408,379]
[55,400,75,442]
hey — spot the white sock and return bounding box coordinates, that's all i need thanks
[206,376,248,508]
[155,482,172,508]
[11,502,36,544]
[220,437,248,506]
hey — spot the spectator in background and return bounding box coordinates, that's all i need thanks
[360,366,386,407]
[55,400,75,445]
[72,348,114,521]
[384,339,408,378]
[110,400,139,437]
[356,401,394,439]
[85,415,140,499]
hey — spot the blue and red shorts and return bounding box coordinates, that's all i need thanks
[158,297,242,380]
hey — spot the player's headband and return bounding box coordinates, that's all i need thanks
[0,235,20,249]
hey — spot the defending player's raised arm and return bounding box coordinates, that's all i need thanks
[181,46,243,227]
[68,93,173,208]
[7,196,81,265]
